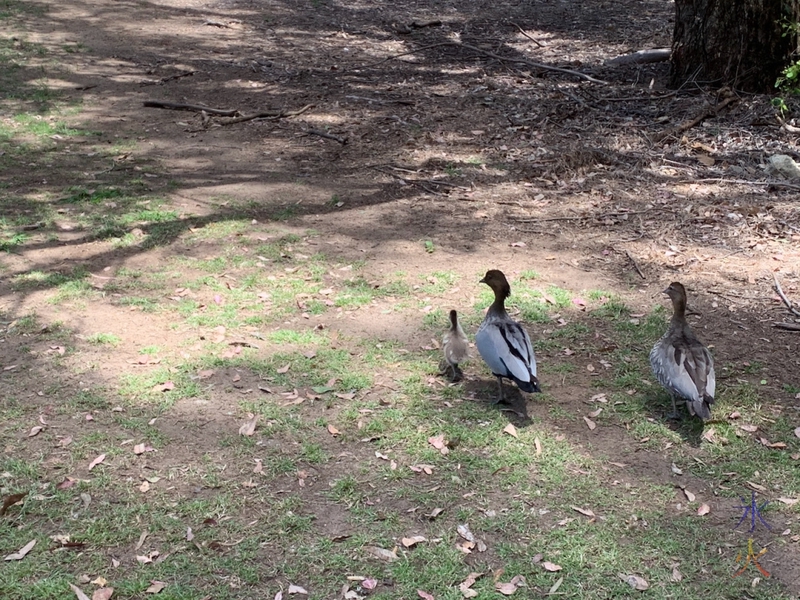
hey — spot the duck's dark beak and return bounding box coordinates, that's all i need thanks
[479,277,486,284]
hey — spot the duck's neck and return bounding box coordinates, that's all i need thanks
[670,295,687,327]
[487,288,509,318]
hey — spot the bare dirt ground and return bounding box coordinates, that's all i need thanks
[2,0,800,596]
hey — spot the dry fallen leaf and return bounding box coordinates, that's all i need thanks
[697,503,710,516]
[69,583,91,600]
[277,364,290,374]
[458,572,483,598]
[288,584,308,595]
[186,527,194,541]
[145,581,166,594]
[794,426,800,439]
[88,454,106,471]
[495,575,526,596]
[542,561,562,572]
[28,425,43,437]
[583,416,596,431]
[534,437,542,456]
[366,546,398,561]
[4,539,36,561]
[327,424,341,437]
[92,588,114,600]
[417,590,434,600]
[777,497,799,506]
[671,566,683,582]
[239,414,259,436]
[619,574,649,590]
[457,524,476,542]
[571,506,595,518]
[428,434,450,455]
[503,423,518,438]
[588,407,603,418]
[739,424,758,433]
[683,488,696,502]
[362,579,377,590]
[402,535,427,548]
[139,481,150,493]
[134,530,149,551]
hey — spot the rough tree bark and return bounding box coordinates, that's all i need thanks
[670,0,800,93]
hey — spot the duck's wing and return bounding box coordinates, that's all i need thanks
[444,333,469,365]
[653,336,714,418]
[476,320,536,382]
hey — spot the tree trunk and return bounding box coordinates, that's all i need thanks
[670,0,800,93]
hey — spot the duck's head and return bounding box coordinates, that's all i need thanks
[480,269,511,299]
[663,281,687,302]
[449,309,459,326]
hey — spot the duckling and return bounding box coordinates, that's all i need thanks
[441,309,469,382]
[475,269,540,403]
[649,281,715,420]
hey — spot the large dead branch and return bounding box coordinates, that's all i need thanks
[605,49,671,66]
[220,104,314,125]
[143,100,238,116]
[353,41,606,84]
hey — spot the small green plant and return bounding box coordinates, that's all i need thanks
[86,332,121,346]
[424,240,435,253]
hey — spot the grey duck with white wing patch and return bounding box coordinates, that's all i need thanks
[475,269,540,403]
[441,309,469,382]
[649,282,715,420]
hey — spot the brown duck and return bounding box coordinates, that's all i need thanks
[441,309,469,382]
[649,282,715,419]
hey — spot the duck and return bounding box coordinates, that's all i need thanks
[441,309,469,382]
[649,281,715,420]
[475,269,540,403]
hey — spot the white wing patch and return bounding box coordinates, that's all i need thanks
[476,321,536,382]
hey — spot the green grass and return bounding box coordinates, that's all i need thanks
[85,332,121,346]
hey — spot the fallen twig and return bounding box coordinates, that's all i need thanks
[305,129,347,144]
[625,250,646,279]
[772,272,800,317]
[512,208,666,224]
[143,100,237,116]
[221,104,315,125]
[652,95,738,142]
[140,71,196,87]
[773,322,800,331]
[510,22,544,47]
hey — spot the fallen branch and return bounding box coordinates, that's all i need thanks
[604,48,671,66]
[352,41,606,84]
[625,250,646,279]
[221,104,314,125]
[143,100,237,116]
[512,208,666,223]
[773,322,800,331]
[510,22,544,47]
[140,71,196,87]
[772,272,800,317]
[653,94,738,142]
[777,115,800,134]
[304,128,347,144]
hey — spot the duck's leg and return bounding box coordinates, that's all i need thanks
[666,394,682,420]
[492,376,505,404]
[452,364,463,383]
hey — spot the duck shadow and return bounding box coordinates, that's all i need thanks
[648,391,705,447]
[460,377,533,425]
